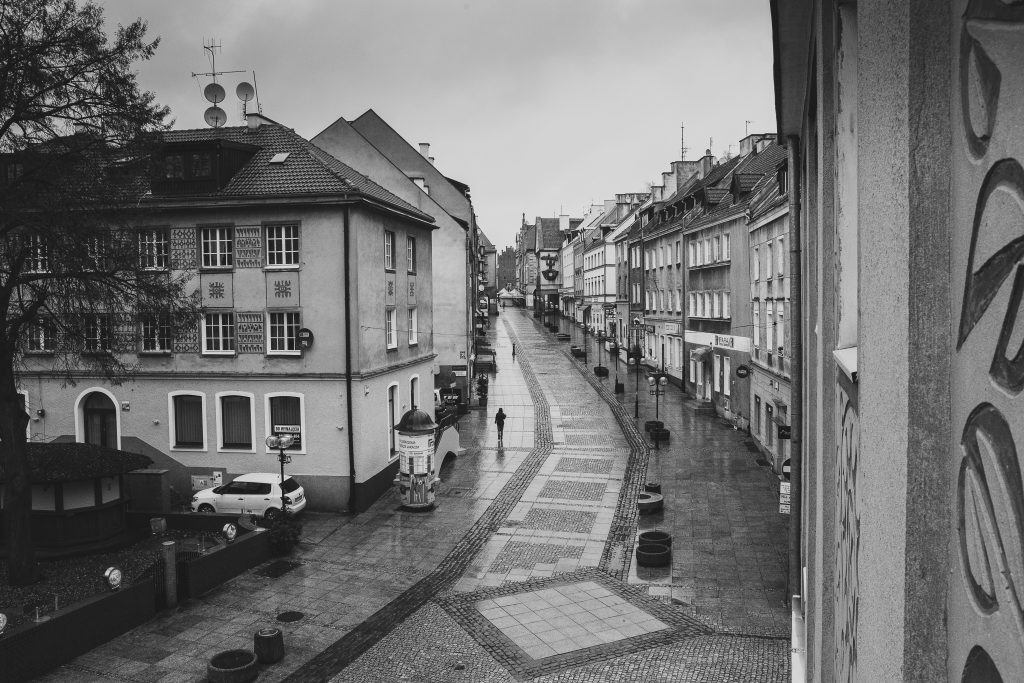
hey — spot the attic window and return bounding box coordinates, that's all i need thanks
[269,153,290,164]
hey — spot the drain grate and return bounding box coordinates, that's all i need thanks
[276,611,304,623]
[257,559,302,579]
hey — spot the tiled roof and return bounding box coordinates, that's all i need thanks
[537,217,563,249]
[523,224,537,251]
[705,187,730,205]
[732,144,787,193]
[160,124,431,221]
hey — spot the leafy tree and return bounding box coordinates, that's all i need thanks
[0,0,196,585]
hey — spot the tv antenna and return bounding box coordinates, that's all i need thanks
[745,120,753,136]
[192,40,251,127]
[680,123,687,160]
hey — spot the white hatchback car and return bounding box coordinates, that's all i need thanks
[191,473,306,519]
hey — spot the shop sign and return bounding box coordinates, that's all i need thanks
[714,334,735,348]
[779,481,791,514]
[297,328,314,349]
[778,424,792,440]
[735,365,751,378]
[440,388,461,405]
[664,323,679,334]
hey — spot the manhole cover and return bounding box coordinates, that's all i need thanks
[276,611,304,623]
[257,559,302,578]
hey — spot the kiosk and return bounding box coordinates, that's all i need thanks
[392,408,438,510]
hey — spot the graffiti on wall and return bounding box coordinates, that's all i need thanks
[953,1,1024,680]
[833,383,860,682]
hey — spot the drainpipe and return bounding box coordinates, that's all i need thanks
[786,136,803,607]
[344,206,358,512]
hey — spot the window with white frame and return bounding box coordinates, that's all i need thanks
[268,311,300,354]
[407,236,417,273]
[203,312,235,353]
[170,392,205,449]
[753,304,761,348]
[777,236,785,275]
[201,226,234,268]
[753,246,760,281]
[714,292,721,318]
[689,293,696,316]
[410,376,420,410]
[26,318,53,352]
[676,241,681,264]
[141,313,171,352]
[387,384,398,455]
[138,229,169,270]
[267,393,303,450]
[84,314,111,352]
[723,233,730,260]
[408,307,418,345]
[266,223,300,267]
[766,241,774,278]
[688,241,696,266]
[86,236,109,271]
[218,393,253,450]
[386,308,397,348]
[766,306,774,353]
[713,353,721,392]
[26,234,48,272]
[723,291,731,318]
[777,302,785,357]
[704,239,712,263]
[384,230,395,270]
[713,236,721,262]
[723,356,731,395]
[699,240,706,265]
[689,358,696,383]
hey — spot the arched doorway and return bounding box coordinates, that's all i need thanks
[82,391,117,448]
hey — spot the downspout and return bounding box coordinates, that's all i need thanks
[786,136,803,606]
[344,206,358,512]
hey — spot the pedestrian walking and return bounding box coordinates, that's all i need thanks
[495,407,506,443]
[512,343,516,362]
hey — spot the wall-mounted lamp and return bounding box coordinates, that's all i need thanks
[35,409,45,418]
[222,523,237,543]
[104,566,123,591]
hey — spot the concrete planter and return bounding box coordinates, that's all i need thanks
[651,428,670,443]
[636,543,672,567]
[593,366,609,377]
[644,420,664,432]
[638,492,664,514]
[638,530,671,547]
[643,483,662,494]
[207,649,259,683]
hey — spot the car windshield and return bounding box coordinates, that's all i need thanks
[281,477,300,493]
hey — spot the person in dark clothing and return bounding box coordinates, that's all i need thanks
[495,408,506,443]
[512,343,516,362]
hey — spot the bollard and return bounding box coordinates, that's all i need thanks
[254,627,285,663]
[162,540,177,608]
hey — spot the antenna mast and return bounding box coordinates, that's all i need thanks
[680,123,688,160]
[745,120,753,136]
[192,41,255,127]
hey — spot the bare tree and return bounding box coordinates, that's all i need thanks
[0,0,196,585]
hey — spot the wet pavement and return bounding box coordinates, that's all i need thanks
[39,309,789,682]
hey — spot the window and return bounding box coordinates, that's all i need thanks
[408,307,418,345]
[86,236,109,271]
[201,226,233,268]
[268,311,300,354]
[689,293,696,316]
[218,393,253,450]
[676,241,681,264]
[387,384,398,455]
[753,305,760,348]
[713,292,721,318]
[267,394,303,451]
[410,376,420,410]
[713,236,721,262]
[714,354,721,392]
[170,393,205,449]
[141,314,171,352]
[26,319,53,352]
[723,357,731,396]
[384,230,395,270]
[266,223,299,267]
[766,306,774,355]
[203,312,235,354]
[699,240,706,265]
[777,236,785,275]
[84,314,111,352]
[407,236,417,273]
[688,242,696,267]
[766,241,774,278]
[755,395,762,436]
[723,234,730,260]
[723,291,731,318]
[190,153,212,178]
[164,154,184,179]
[689,358,696,383]
[138,229,169,270]
[753,247,760,281]
[386,308,397,349]
[766,403,775,447]
[25,235,48,272]
[777,302,785,358]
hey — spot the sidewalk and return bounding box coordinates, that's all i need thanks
[39,309,788,683]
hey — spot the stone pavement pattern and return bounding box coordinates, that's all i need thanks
[38,309,789,682]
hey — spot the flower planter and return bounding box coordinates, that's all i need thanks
[651,428,670,443]
[636,543,672,567]
[593,366,609,377]
[644,420,664,432]
[638,492,664,514]
[638,530,671,547]
[207,649,258,683]
[644,483,662,494]
[254,627,285,663]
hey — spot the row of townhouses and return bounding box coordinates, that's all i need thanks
[513,133,791,474]
[11,110,492,513]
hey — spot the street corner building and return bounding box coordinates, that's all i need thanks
[14,112,440,514]
[774,1,1024,681]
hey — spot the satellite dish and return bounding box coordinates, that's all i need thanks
[203,82,226,104]
[204,105,227,128]
[236,82,255,102]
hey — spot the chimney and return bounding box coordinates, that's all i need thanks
[419,143,430,158]
[247,112,274,130]
[559,214,569,231]
[700,149,716,177]
[428,156,435,166]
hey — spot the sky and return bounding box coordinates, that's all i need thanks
[100,0,777,251]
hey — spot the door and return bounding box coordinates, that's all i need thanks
[83,392,117,448]
[216,481,248,514]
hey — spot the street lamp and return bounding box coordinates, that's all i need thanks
[628,343,643,418]
[648,372,668,449]
[265,434,295,516]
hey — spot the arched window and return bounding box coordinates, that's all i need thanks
[169,391,207,450]
[387,383,398,457]
[265,392,305,454]
[82,391,117,449]
[409,376,420,410]
[215,392,255,451]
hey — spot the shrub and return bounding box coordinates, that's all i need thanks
[267,513,303,556]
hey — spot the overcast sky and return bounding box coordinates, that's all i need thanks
[100,0,777,250]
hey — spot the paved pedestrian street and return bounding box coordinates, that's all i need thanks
[40,310,789,683]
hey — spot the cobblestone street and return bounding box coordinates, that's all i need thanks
[40,309,789,683]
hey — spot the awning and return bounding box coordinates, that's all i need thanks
[690,346,712,361]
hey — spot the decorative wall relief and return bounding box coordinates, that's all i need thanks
[952,2,1024,680]
[200,273,233,308]
[170,228,196,270]
[173,320,199,354]
[408,276,416,304]
[112,313,136,353]
[833,383,860,683]
[385,273,396,307]
[265,271,299,307]
[235,226,263,268]
[236,312,264,354]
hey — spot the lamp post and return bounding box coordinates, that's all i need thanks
[628,343,642,418]
[647,342,669,449]
[265,434,295,516]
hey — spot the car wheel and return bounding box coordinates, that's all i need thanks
[198,504,215,514]
[264,507,280,521]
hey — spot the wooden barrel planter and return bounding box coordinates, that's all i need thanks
[636,543,672,567]
[644,420,664,432]
[644,483,662,494]
[254,628,285,664]
[207,649,258,683]
[638,492,664,514]
[638,530,672,547]
[651,428,671,443]
[593,366,609,377]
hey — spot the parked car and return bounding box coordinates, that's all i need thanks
[191,473,306,519]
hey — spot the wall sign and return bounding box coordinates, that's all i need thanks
[735,365,751,378]
[297,328,314,349]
